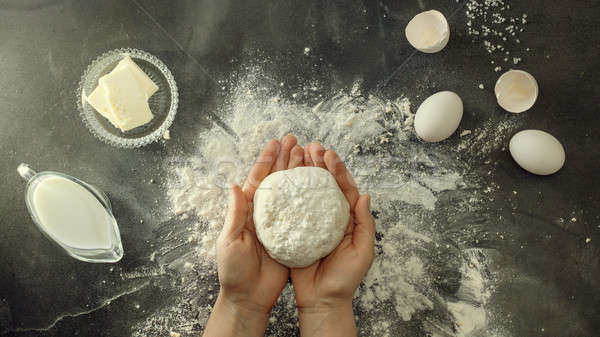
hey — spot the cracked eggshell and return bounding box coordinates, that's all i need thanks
[509,130,565,175]
[414,91,463,142]
[405,10,450,53]
[495,70,538,113]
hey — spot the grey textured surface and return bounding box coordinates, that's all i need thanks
[0,0,599,336]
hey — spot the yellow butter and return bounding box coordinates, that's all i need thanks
[86,85,121,128]
[86,56,159,132]
[100,66,153,132]
[114,56,158,98]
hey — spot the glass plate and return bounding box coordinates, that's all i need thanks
[76,48,178,148]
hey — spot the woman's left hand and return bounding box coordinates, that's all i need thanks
[204,135,304,337]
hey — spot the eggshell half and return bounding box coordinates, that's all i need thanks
[495,70,539,113]
[405,10,450,53]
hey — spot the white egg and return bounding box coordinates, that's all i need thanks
[414,91,463,142]
[405,10,450,53]
[509,130,565,175]
[495,70,538,113]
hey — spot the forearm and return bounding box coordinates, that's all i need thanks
[202,293,270,337]
[298,300,357,337]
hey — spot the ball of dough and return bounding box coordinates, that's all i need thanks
[253,166,350,268]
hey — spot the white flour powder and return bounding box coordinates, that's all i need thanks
[464,0,531,73]
[129,66,521,337]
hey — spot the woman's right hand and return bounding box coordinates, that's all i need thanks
[290,142,376,337]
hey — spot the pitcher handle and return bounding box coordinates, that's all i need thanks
[17,163,37,182]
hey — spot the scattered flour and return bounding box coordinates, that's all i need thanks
[456,114,523,157]
[129,67,518,337]
[464,0,531,73]
[446,250,492,337]
[360,227,434,322]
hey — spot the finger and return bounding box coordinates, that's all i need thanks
[304,143,314,166]
[344,216,355,236]
[245,200,256,233]
[309,142,327,169]
[243,139,280,201]
[288,145,304,168]
[324,150,359,208]
[273,135,297,172]
[352,195,375,256]
[222,184,249,240]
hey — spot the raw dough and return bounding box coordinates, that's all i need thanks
[253,166,350,268]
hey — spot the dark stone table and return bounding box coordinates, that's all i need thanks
[0,0,598,336]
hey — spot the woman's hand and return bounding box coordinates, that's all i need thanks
[203,135,304,337]
[291,142,376,337]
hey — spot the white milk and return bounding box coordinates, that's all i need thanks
[31,176,112,250]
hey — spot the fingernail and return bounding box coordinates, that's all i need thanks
[285,134,296,144]
[365,194,371,209]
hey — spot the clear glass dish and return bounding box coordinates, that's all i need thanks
[18,163,123,263]
[77,48,178,148]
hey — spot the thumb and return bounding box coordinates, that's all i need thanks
[352,195,375,255]
[222,184,249,240]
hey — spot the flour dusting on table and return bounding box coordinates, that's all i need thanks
[463,0,532,77]
[130,68,520,337]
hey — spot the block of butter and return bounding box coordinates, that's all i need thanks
[86,84,119,128]
[100,67,154,131]
[86,56,158,132]
[113,56,158,98]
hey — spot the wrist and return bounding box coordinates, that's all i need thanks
[297,299,356,337]
[216,291,271,320]
[297,298,353,315]
[203,292,270,337]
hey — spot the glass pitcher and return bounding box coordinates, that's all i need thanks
[17,163,123,263]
